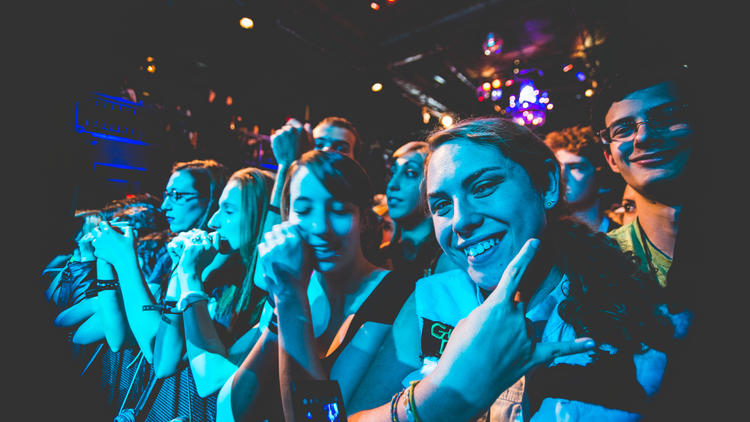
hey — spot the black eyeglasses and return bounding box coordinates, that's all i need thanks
[162,189,201,204]
[599,103,690,145]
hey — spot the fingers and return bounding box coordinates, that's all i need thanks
[487,238,540,306]
[531,337,596,368]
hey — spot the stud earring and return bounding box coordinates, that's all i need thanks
[545,200,553,208]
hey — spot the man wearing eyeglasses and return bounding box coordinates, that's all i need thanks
[591,63,694,288]
[591,62,709,420]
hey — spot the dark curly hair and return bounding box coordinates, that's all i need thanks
[425,117,673,354]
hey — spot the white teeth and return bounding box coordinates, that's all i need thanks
[464,237,500,257]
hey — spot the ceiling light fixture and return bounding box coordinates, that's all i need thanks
[239,17,254,29]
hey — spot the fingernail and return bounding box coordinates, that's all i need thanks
[578,338,596,349]
[529,238,540,248]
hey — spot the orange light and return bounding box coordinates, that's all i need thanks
[240,17,254,29]
[226,96,233,106]
[585,89,594,97]
[370,2,380,10]
[505,79,513,87]
[371,82,383,92]
[146,56,154,62]
[492,79,501,89]
[563,64,573,72]
[146,65,156,73]
[482,82,491,91]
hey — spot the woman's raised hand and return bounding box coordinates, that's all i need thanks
[257,221,314,304]
[428,238,596,408]
[91,221,137,266]
[176,229,219,278]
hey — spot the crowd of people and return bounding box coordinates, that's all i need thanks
[39,59,707,422]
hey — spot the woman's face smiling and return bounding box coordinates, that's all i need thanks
[288,166,361,274]
[426,140,550,290]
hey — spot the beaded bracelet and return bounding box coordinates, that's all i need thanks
[390,388,405,422]
[405,380,422,422]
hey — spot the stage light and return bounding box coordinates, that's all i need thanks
[146,56,154,62]
[433,75,446,84]
[226,96,233,106]
[146,65,156,74]
[370,2,380,10]
[371,82,383,92]
[240,17,254,29]
[505,79,513,86]
[585,89,594,97]
[492,79,501,89]
[576,72,586,81]
[482,82,491,91]
[441,114,454,128]
[563,64,573,72]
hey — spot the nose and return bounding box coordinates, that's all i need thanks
[632,121,657,147]
[306,209,331,237]
[452,197,481,238]
[386,174,400,193]
[207,210,220,230]
[160,196,171,211]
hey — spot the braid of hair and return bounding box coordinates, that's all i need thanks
[544,217,674,354]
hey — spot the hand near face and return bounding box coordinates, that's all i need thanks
[91,221,137,266]
[77,231,96,262]
[270,118,313,167]
[176,229,219,278]
[430,238,596,405]
[257,221,314,304]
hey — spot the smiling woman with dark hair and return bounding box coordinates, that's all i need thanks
[345,117,677,422]
[216,150,418,422]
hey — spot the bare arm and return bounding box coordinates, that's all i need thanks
[95,258,135,352]
[91,223,162,363]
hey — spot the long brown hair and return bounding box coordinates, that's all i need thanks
[213,167,274,325]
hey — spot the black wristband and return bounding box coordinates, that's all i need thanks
[268,204,281,215]
[96,279,120,290]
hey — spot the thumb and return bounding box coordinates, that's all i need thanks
[531,337,596,368]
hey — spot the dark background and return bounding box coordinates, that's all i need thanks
[10,0,723,419]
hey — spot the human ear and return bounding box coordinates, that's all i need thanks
[603,146,621,174]
[543,158,561,209]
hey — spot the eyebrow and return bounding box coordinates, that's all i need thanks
[427,166,503,199]
[608,100,683,127]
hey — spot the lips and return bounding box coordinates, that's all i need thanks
[458,233,505,258]
[630,150,676,164]
[309,243,341,260]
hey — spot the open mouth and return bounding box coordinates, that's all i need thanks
[461,235,502,258]
[310,244,340,260]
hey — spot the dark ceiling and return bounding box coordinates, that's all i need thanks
[65,0,695,147]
